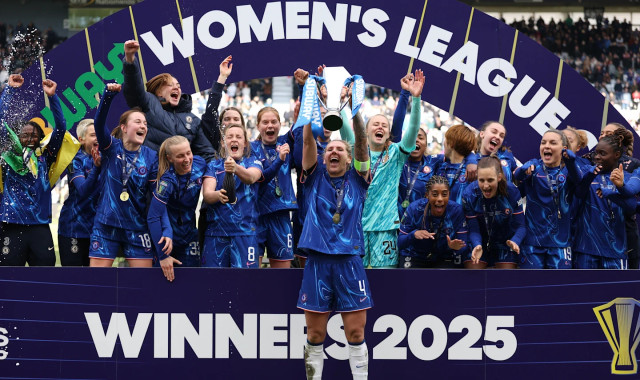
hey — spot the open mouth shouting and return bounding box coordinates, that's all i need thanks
[488,137,501,151]
[431,202,446,216]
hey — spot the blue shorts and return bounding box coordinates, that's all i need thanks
[463,244,518,267]
[202,235,258,268]
[171,241,201,267]
[257,211,294,261]
[520,245,572,269]
[89,222,153,260]
[574,251,628,270]
[298,251,373,313]
[363,230,398,268]
[292,211,306,259]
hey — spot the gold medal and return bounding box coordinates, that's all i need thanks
[332,213,341,224]
[402,200,409,208]
[120,191,130,202]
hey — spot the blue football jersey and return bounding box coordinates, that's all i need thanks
[152,155,206,246]
[474,149,518,183]
[516,159,580,248]
[251,137,297,215]
[462,181,525,249]
[204,156,263,236]
[298,165,369,256]
[93,89,158,231]
[398,155,442,217]
[1,94,66,224]
[58,150,101,238]
[574,172,633,259]
[434,155,471,204]
[398,199,468,260]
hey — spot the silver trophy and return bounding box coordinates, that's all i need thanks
[317,67,352,131]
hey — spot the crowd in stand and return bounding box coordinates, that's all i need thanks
[509,15,640,112]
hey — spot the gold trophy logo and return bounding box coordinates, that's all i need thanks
[593,298,640,375]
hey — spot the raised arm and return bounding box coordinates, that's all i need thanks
[95,83,121,150]
[353,108,369,179]
[200,55,232,153]
[399,70,424,154]
[391,87,411,143]
[0,74,24,119]
[122,40,156,112]
[43,79,67,162]
[302,121,317,171]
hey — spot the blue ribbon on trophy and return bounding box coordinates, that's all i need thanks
[293,75,325,139]
[343,75,366,117]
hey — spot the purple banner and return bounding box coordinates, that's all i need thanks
[0,268,639,379]
[7,0,637,161]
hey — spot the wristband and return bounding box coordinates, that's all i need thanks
[354,159,370,172]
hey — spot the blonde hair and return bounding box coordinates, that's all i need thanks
[563,126,588,151]
[157,135,190,183]
[220,124,252,158]
[323,140,352,162]
[76,119,94,139]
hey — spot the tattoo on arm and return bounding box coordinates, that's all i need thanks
[353,112,368,163]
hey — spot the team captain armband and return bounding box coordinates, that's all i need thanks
[354,159,370,172]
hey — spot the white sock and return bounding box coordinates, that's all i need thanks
[305,341,324,380]
[349,341,368,379]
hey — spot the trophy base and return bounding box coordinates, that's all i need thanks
[323,111,343,131]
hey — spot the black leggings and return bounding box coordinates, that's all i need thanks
[58,235,90,266]
[0,223,55,266]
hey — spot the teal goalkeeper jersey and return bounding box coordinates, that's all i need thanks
[362,143,410,231]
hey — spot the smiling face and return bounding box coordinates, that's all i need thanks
[477,167,500,199]
[410,129,427,161]
[257,110,281,145]
[323,140,351,177]
[539,131,565,167]
[428,183,449,217]
[479,122,506,155]
[155,76,181,107]
[121,111,148,148]
[366,115,390,151]
[221,109,242,128]
[224,125,246,160]
[80,125,98,154]
[167,141,193,175]
[19,124,41,150]
[593,141,620,172]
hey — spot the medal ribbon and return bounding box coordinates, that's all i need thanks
[120,149,140,192]
[325,170,348,220]
[261,142,281,194]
